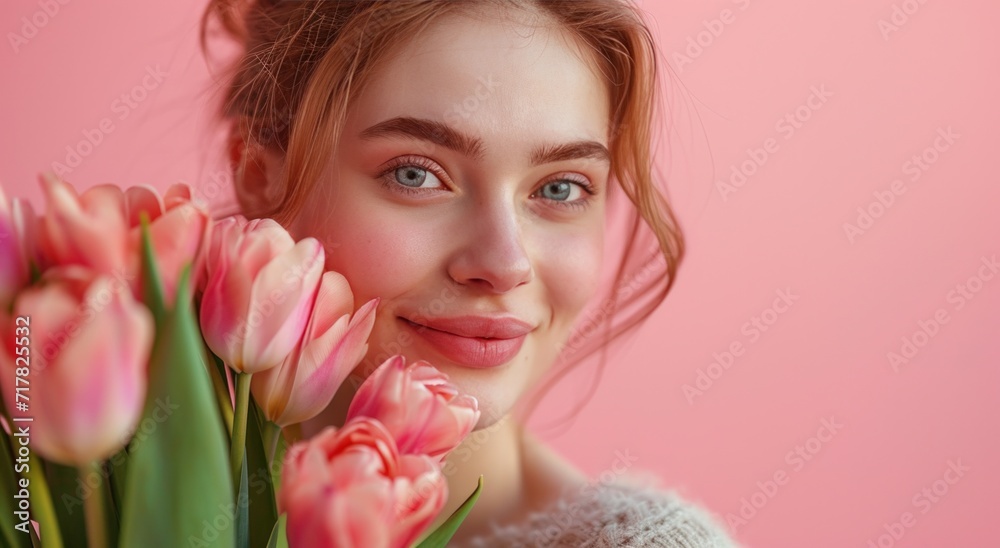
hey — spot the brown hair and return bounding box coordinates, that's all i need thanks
[200,0,685,429]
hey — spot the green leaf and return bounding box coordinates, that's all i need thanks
[43,461,87,548]
[106,449,128,518]
[415,475,484,548]
[236,456,249,548]
[266,514,288,548]
[138,212,166,325]
[244,400,279,547]
[205,345,235,435]
[102,461,120,548]
[0,425,32,548]
[22,454,64,548]
[270,427,289,496]
[118,266,234,548]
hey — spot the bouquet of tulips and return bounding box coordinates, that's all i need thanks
[0,173,483,548]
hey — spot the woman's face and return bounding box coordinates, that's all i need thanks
[292,8,611,428]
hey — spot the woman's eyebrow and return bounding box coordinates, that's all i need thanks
[359,116,610,166]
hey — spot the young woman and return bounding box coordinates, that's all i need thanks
[201,0,737,545]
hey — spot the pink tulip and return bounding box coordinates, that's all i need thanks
[123,182,198,226]
[0,266,153,465]
[199,215,324,373]
[347,355,480,462]
[252,271,379,427]
[279,417,447,548]
[119,182,211,304]
[0,185,38,310]
[36,174,210,305]
[37,173,129,275]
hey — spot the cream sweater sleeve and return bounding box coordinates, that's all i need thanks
[454,477,741,548]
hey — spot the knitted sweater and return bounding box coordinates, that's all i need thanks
[452,474,740,547]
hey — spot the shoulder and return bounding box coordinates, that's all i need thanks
[571,479,740,548]
[459,473,741,548]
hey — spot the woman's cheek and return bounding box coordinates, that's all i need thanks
[537,226,605,319]
[323,207,438,303]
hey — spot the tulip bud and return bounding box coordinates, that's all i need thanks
[37,173,129,274]
[0,185,38,311]
[280,418,447,548]
[348,355,480,462]
[252,270,378,427]
[0,267,153,465]
[36,175,210,305]
[199,216,324,373]
[122,182,212,304]
[129,201,211,305]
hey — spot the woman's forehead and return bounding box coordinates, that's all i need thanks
[345,10,611,158]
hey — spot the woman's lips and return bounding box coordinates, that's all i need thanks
[399,317,529,368]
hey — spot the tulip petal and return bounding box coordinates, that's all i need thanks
[0,188,34,308]
[200,219,255,368]
[306,271,355,335]
[9,273,152,465]
[279,418,445,548]
[80,184,128,220]
[238,218,295,278]
[16,279,81,373]
[206,216,243,276]
[274,296,377,427]
[347,356,480,462]
[393,455,447,546]
[202,215,243,293]
[39,175,129,273]
[347,355,407,425]
[124,185,165,227]
[264,314,348,425]
[163,183,193,209]
[52,280,150,463]
[139,203,209,304]
[242,238,323,372]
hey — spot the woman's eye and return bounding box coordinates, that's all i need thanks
[536,180,585,202]
[391,165,444,190]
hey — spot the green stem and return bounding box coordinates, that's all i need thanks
[79,461,106,548]
[261,420,281,468]
[230,371,252,494]
[204,346,235,435]
[22,452,63,548]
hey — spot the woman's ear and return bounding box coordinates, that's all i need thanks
[228,131,284,218]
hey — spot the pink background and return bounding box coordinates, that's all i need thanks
[2,1,998,546]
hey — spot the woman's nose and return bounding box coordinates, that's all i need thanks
[446,202,534,294]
